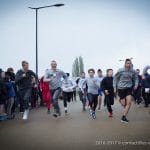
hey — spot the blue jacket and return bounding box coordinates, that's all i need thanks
[5,81,16,98]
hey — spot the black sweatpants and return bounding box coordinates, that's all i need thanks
[63,92,73,107]
[19,88,31,110]
[87,93,98,111]
[104,94,114,113]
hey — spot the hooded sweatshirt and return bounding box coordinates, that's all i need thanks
[113,67,139,89]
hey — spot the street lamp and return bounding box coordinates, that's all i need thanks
[29,3,65,76]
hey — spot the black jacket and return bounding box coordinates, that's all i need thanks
[101,77,114,95]
[15,69,37,90]
[0,79,7,104]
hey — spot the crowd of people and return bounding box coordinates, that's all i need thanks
[0,59,150,123]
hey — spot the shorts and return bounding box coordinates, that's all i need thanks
[118,88,133,100]
[98,88,103,96]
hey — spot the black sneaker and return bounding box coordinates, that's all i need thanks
[53,113,58,118]
[121,116,129,123]
[57,111,61,116]
[92,111,96,119]
[83,106,86,111]
[65,110,68,114]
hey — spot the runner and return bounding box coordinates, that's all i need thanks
[81,69,100,119]
[61,73,76,114]
[15,61,37,120]
[39,75,51,114]
[113,59,138,123]
[101,69,114,117]
[44,60,67,117]
[97,69,104,111]
[78,72,87,111]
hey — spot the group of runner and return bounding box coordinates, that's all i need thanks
[0,59,150,123]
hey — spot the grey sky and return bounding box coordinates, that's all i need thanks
[0,0,150,76]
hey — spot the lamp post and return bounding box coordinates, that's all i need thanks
[29,4,65,76]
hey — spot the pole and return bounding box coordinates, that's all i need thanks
[36,9,38,76]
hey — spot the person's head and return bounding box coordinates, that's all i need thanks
[22,61,29,71]
[125,59,132,69]
[0,71,5,79]
[66,73,70,77]
[97,69,102,77]
[88,69,95,77]
[106,69,113,77]
[51,60,57,70]
[81,72,85,78]
[7,67,14,73]
[136,69,140,75]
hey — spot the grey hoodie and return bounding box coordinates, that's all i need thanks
[81,77,100,95]
[113,67,138,89]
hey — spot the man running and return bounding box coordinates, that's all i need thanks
[15,61,37,120]
[81,69,100,119]
[44,60,67,117]
[113,59,138,123]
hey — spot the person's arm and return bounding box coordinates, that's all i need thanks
[133,71,139,90]
[81,79,87,93]
[44,70,53,82]
[30,70,39,83]
[70,79,77,89]
[101,78,106,91]
[113,70,121,89]
[61,70,67,79]
[101,78,109,95]
[93,78,100,88]
[78,79,82,89]
[113,70,121,94]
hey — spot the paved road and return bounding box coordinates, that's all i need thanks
[0,98,150,150]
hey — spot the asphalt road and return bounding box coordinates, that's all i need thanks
[0,98,150,150]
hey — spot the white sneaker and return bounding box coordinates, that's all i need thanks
[90,109,93,116]
[23,109,29,120]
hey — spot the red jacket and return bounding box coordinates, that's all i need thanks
[39,76,51,102]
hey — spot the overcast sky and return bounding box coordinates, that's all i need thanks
[0,0,150,76]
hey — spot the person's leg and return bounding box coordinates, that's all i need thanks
[148,93,150,106]
[122,95,133,121]
[119,99,126,107]
[93,95,98,112]
[145,93,149,107]
[82,91,87,111]
[98,95,102,110]
[22,89,31,120]
[73,90,76,101]
[52,88,61,116]
[18,91,24,113]
[7,97,14,119]
[87,93,93,110]
[63,92,67,110]
[91,95,98,119]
